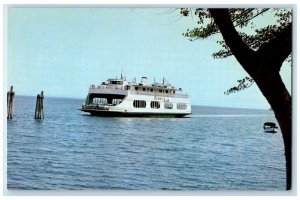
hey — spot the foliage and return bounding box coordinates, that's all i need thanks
[224,76,254,95]
[181,8,291,55]
[180,8,292,94]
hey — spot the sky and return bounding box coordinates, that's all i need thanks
[6,7,292,109]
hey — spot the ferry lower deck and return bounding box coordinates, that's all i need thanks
[81,108,189,117]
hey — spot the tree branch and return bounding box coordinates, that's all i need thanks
[208,9,258,74]
[257,23,292,71]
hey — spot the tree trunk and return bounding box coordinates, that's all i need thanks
[209,9,292,190]
[254,69,292,190]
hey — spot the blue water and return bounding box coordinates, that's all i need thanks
[7,96,286,190]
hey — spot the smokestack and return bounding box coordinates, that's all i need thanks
[141,77,147,86]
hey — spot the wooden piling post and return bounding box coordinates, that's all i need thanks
[35,91,44,119]
[7,86,15,119]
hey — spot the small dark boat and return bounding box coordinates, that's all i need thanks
[263,122,278,133]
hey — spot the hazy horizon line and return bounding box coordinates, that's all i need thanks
[12,94,270,111]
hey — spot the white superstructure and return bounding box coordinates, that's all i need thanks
[81,75,192,117]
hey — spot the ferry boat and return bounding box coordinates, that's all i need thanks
[81,75,192,117]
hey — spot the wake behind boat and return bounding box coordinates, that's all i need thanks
[81,75,192,117]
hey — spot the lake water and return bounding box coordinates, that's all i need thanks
[6,96,286,190]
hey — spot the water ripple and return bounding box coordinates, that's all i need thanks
[7,96,286,190]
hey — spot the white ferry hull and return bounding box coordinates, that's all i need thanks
[81,94,191,117]
[81,76,192,118]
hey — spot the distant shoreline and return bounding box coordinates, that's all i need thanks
[13,95,269,111]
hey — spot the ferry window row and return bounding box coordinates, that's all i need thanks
[109,81,123,85]
[164,102,173,109]
[93,98,107,105]
[92,98,122,105]
[150,101,160,109]
[92,98,187,109]
[130,86,175,94]
[177,103,187,110]
[112,99,122,105]
[133,100,147,108]
[133,100,187,110]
